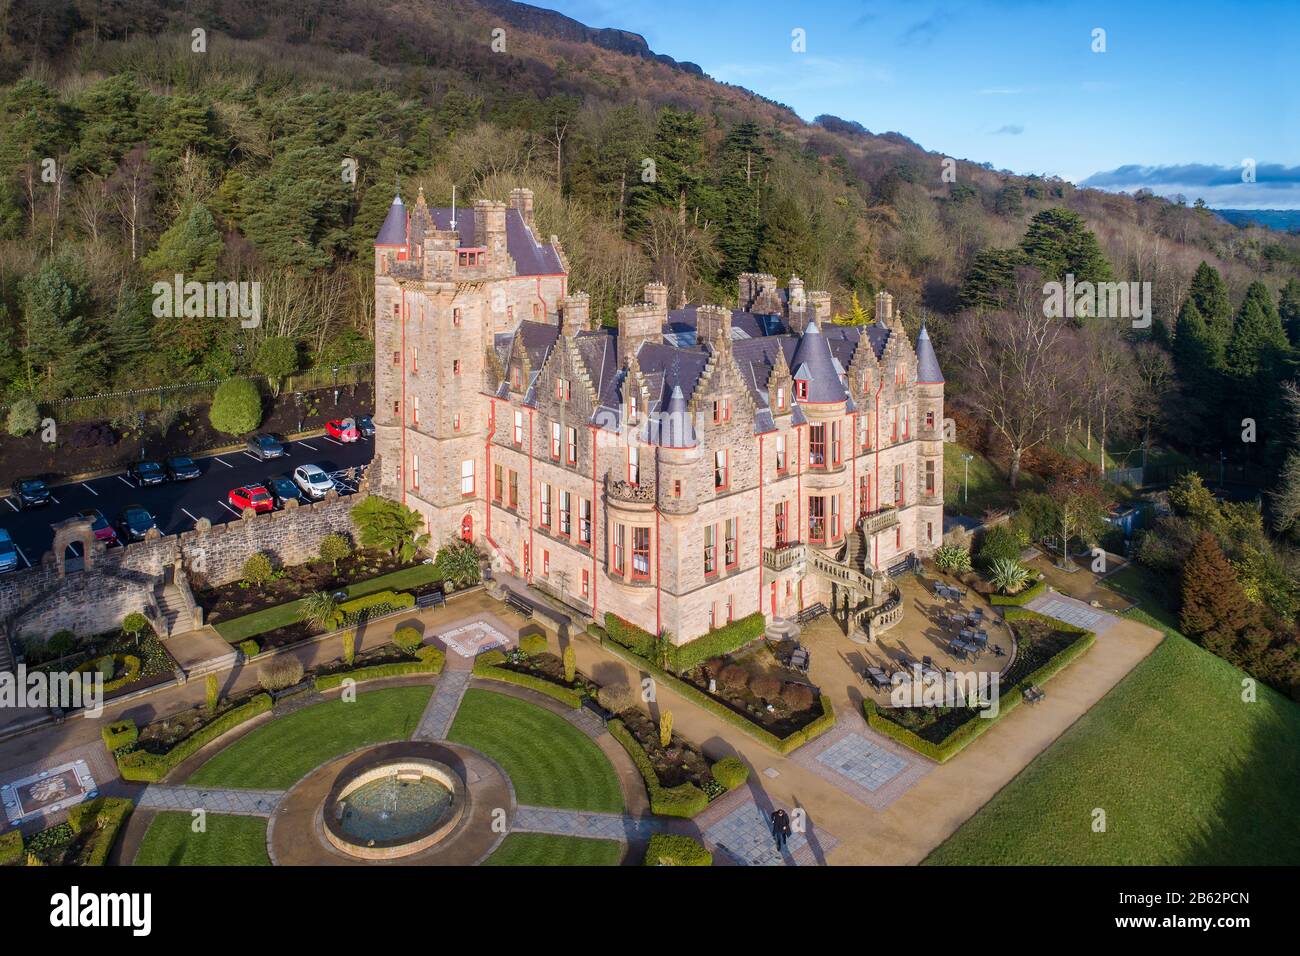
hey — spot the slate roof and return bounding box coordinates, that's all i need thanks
[916,325,944,383]
[376,195,407,246]
[789,320,850,403]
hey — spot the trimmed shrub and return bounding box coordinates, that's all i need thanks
[319,533,352,569]
[667,612,766,673]
[659,710,673,748]
[341,631,356,666]
[750,674,780,700]
[391,626,423,655]
[75,654,141,693]
[77,799,134,866]
[101,720,138,753]
[205,673,219,713]
[644,833,711,866]
[258,656,304,692]
[0,829,23,866]
[608,719,709,818]
[518,632,549,656]
[977,523,1025,569]
[415,646,445,668]
[710,755,750,790]
[314,653,443,691]
[238,639,260,659]
[596,682,637,715]
[339,590,415,623]
[209,378,262,436]
[242,552,273,586]
[116,695,273,782]
[603,613,658,659]
[562,645,576,683]
[121,611,150,639]
[472,654,581,708]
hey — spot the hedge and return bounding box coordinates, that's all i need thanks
[644,833,712,866]
[0,829,21,866]
[607,719,709,818]
[472,651,582,708]
[602,612,766,674]
[67,798,134,866]
[339,590,415,620]
[989,579,1048,606]
[314,651,444,691]
[863,613,1096,763]
[592,626,836,754]
[710,755,750,790]
[101,719,139,752]
[76,654,142,693]
[115,694,273,782]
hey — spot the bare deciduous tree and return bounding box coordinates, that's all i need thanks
[107,145,155,261]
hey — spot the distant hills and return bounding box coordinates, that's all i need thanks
[1215,209,1300,232]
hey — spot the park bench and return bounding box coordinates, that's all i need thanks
[415,590,445,610]
[504,591,534,619]
[795,602,828,625]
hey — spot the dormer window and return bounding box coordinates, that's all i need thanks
[776,386,786,411]
[627,392,639,423]
[511,366,521,388]
[713,398,730,423]
[557,378,571,402]
[795,380,809,401]
[457,250,482,267]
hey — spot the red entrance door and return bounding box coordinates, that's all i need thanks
[770,582,777,617]
[460,513,473,542]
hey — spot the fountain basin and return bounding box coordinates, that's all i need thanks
[322,757,466,860]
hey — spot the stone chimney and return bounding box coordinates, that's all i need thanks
[644,280,669,315]
[618,301,664,366]
[875,290,894,326]
[473,199,508,266]
[787,274,806,318]
[560,291,590,337]
[509,187,535,232]
[695,304,732,352]
[809,291,832,325]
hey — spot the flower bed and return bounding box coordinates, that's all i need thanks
[114,693,274,782]
[473,650,584,708]
[19,798,134,866]
[608,708,723,811]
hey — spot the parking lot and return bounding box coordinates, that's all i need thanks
[0,434,375,567]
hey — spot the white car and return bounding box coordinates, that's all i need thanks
[293,464,335,500]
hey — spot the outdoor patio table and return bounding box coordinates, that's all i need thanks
[960,628,975,640]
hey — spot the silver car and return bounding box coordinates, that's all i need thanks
[293,464,334,499]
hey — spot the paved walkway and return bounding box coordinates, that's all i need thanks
[512,805,661,841]
[136,784,284,817]
[1027,592,1122,634]
[412,671,472,741]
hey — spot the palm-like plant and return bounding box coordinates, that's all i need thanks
[934,544,972,574]
[352,496,431,560]
[300,591,342,633]
[433,539,482,587]
[987,557,1030,595]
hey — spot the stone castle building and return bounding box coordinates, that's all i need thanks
[372,188,944,645]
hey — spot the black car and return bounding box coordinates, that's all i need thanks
[128,460,167,486]
[265,475,301,507]
[165,456,202,481]
[247,433,286,460]
[10,478,51,509]
[356,415,375,438]
[117,505,157,542]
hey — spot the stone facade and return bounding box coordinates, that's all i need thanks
[0,494,361,641]
[374,189,944,645]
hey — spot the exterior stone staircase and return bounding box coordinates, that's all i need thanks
[158,584,195,637]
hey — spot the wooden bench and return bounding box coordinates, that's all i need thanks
[415,591,445,610]
[795,602,828,625]
[504,591,534,619]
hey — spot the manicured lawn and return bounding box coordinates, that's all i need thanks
[926,634,1300,865]
[448,689,623,813]
[214,563,442,642]
[187,686,432,789]
[484,833,623,866]
[1102,564,1182,634]
[134,812,269,866]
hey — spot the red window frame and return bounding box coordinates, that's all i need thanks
[581,569,590,599]
[543,550,550,575]
[540,484,551,528]
[493,464,503,503]
[578,498,591,546]
[831,421,841,465]
[628,446,639,486]
[703,525,717,576]
[612,525,624,574]
[460,460,474,497]
[551,422,561,460]
[809,424,826,468]
[775,434,787,473]
[513,410,523,446]
[714,450,728,490]
[925,460,936,495]
[775,502,788,547]
[724,518,738,569]
[808,496,825,543]
[631,527,651,580]
[508,470,518,509]
[830,495,840,540]
[795,380,808,401]
[453,307,462,327]
[566,427,577,466]
[713,398,730,423]
[454,360,462,376]
[559,491,571,537]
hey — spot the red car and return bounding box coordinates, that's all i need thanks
[229,485,274,514]
[78,509,119,545]
[325,417,359,442]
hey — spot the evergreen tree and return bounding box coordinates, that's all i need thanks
[18,259,105,398]
[755,192,814,281]
[959,247,1019,310]
[1180,532,1255,657]
[626,108,703,237]
[141,203,224,280]
[1279,278,1300,347]
[1226,284,1288,384]
[832,291,872,325]
[1018,207,1112,286]
[1186,261,1232,348]
[714,122,765,280]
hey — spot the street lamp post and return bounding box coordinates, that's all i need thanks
[961,453,974,506]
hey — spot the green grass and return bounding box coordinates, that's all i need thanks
[483,833,623,866]
[214,563,441,642]
[134,813,269,866]
[944,441,1016,517]
[448,689,623,813]
[186,686,432,788]
[1103,564,1182,634]
[925,634,1300,865]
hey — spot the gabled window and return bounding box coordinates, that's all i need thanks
[714,450,728,490]
[566,426,577,465]
[551,422,561,459]
[776,386,786,411]
[511,365,521,388]
[795,380,808,401]
[556,377,571,402]
[713,398,730,423]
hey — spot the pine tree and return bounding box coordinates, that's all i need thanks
[1018,207,1113,286]
[141,202,223,281]
[959,247,1019,310]
[1186,261,1232,349]
[1180,533,1254,653]
[19,258,105,398]
[1279,278,1300,347]
[715,122,765,280]
[625,108,703,237]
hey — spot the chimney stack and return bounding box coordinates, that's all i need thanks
[875,290,894,326]
[509,187,535,232]
[695,304,732,352]
[473,199,509,267]
[560,292,590,337]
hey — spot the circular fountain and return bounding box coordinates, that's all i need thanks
[321,755,466,860]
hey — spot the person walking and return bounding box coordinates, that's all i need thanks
[771,809,789,850]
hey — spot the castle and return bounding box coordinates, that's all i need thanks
[372,188,944,645]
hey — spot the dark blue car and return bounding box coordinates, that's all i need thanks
[128,460,166,486]
[166,456,202,481]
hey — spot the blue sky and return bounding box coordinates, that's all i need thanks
[539,0,1300,207]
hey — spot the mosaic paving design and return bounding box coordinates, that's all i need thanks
[790,719,932,810]
[439,621,510,658]
[1,759,97,826]
[700,799,835,866]
[1027,596,1116,634]
[816,734,909,791]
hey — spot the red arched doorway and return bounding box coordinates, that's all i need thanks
[460,513,473,542]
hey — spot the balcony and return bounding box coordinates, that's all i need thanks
[605,474,655,505]
[762,544,806,573]
[858,506,899,536]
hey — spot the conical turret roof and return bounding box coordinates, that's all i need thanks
[790,320,848,403]
[376,195,407,246]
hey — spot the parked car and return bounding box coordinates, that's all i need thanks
[78,509,119,545]
[356,415,375,438]
[128,460,167,486]
[325,417,360,442]
[293,464,335,500]
[246,434,286,460]
[165,456,202,481]
[265,475,301,507]
[229,484,275,514]
[117,505,157,542]
[0,529,19,572]
[10,478,51,510]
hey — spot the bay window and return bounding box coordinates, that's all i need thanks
[632,527,650,579]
